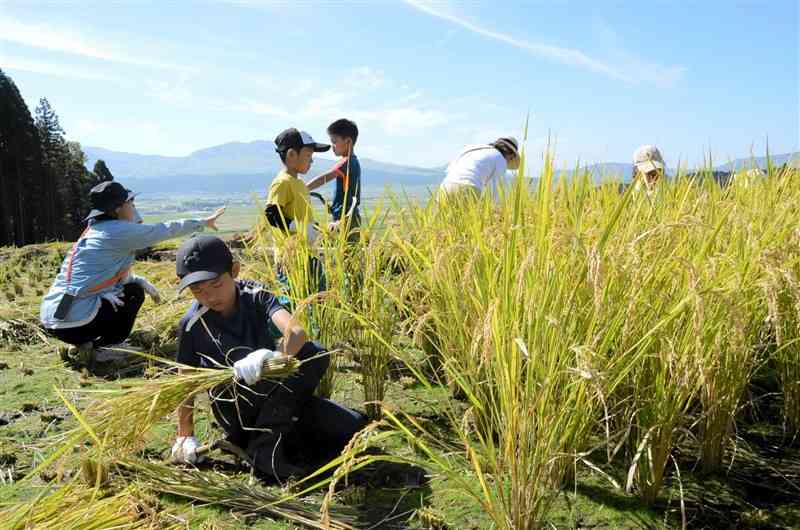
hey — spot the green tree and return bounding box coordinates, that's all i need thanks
[92,159,114,182]
[35,97,71,238]
[65,141,96,233]
[35,99,96,239]
[0,69,47,245]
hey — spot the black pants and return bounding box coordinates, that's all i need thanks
[211,341,367,475]
[47,283,145,348]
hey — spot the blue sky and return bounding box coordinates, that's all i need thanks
[1,0,797,170]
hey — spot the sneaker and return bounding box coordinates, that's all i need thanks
[60,342,95,367]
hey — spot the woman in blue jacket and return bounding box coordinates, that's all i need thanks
[40,181,225,362]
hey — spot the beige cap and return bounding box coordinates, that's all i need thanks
[633,145,665,174]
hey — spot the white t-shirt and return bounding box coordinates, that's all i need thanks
[440,145,508,198]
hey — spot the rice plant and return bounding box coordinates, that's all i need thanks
[118,457,359,530]
[6,149,799,528]
[762,239,800,438]
[0,482,172,530]
[350,235,399,420]
[30,355,299,478]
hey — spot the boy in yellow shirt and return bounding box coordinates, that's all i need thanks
[265,128,330,294]
[265,128,330,242]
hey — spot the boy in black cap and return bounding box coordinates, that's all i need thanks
[171,234,367,481]
[264,128,330,241]
[264,128,330,295]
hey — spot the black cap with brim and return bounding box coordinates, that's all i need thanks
[308,142,331,153]
[175,234,234,294]
[177,270,221,293]
[275,128,330,154]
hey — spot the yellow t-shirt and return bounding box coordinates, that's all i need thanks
[266,170,315,225]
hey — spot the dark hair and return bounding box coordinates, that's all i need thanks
[278,149,289,163]
[491,139,517,160]
[327,119,359,145]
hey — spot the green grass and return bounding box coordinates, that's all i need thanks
[142,204,261,237]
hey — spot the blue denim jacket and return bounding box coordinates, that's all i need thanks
[40,218,206,329]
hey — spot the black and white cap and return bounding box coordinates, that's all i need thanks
[175,235,234,293]
[274,128,330,154]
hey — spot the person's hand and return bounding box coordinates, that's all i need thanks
[204,207,226,231]
[130,276,162,303]
[171,436,204,464]
[100,292,125,311]
[233,348,278,385]
[327,220,341,232]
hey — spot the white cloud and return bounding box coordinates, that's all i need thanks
[146,79,195,105]
[302,91,351,117]
[354,106,451,135]
[69,118,196,156]
[403,0,685,86]
[591,18,687,88]
[379,107,450,134]
[348,66,387,89]
[235,100,292,119]
[392,89,424,106]
[1,56,119,81]
[296,78,316,95]
[0,16,187,70]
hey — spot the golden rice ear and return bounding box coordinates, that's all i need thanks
[80,455,109,487]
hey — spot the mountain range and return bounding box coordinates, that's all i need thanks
[83,142,799,194]
[84,141,444,194]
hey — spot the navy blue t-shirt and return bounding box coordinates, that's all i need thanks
[330,154,361,221]
[176,279,285,369]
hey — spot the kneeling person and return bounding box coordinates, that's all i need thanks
[171,235,366,481]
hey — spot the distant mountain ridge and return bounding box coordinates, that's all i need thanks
[84,141,444,193]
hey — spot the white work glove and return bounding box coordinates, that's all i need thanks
[126,274,162,303]
[171,436,204,464]
[233,348,278,386]
[100,292,125,311]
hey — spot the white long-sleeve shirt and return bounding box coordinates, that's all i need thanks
[440,145,508,199]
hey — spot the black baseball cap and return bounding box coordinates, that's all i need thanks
[85,181,136,220]
[274,128,330,154]
[176,235,234,293]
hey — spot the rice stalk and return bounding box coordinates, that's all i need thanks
[117,457,358,530]
[28,355,299,478]
[0,481,174,530]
